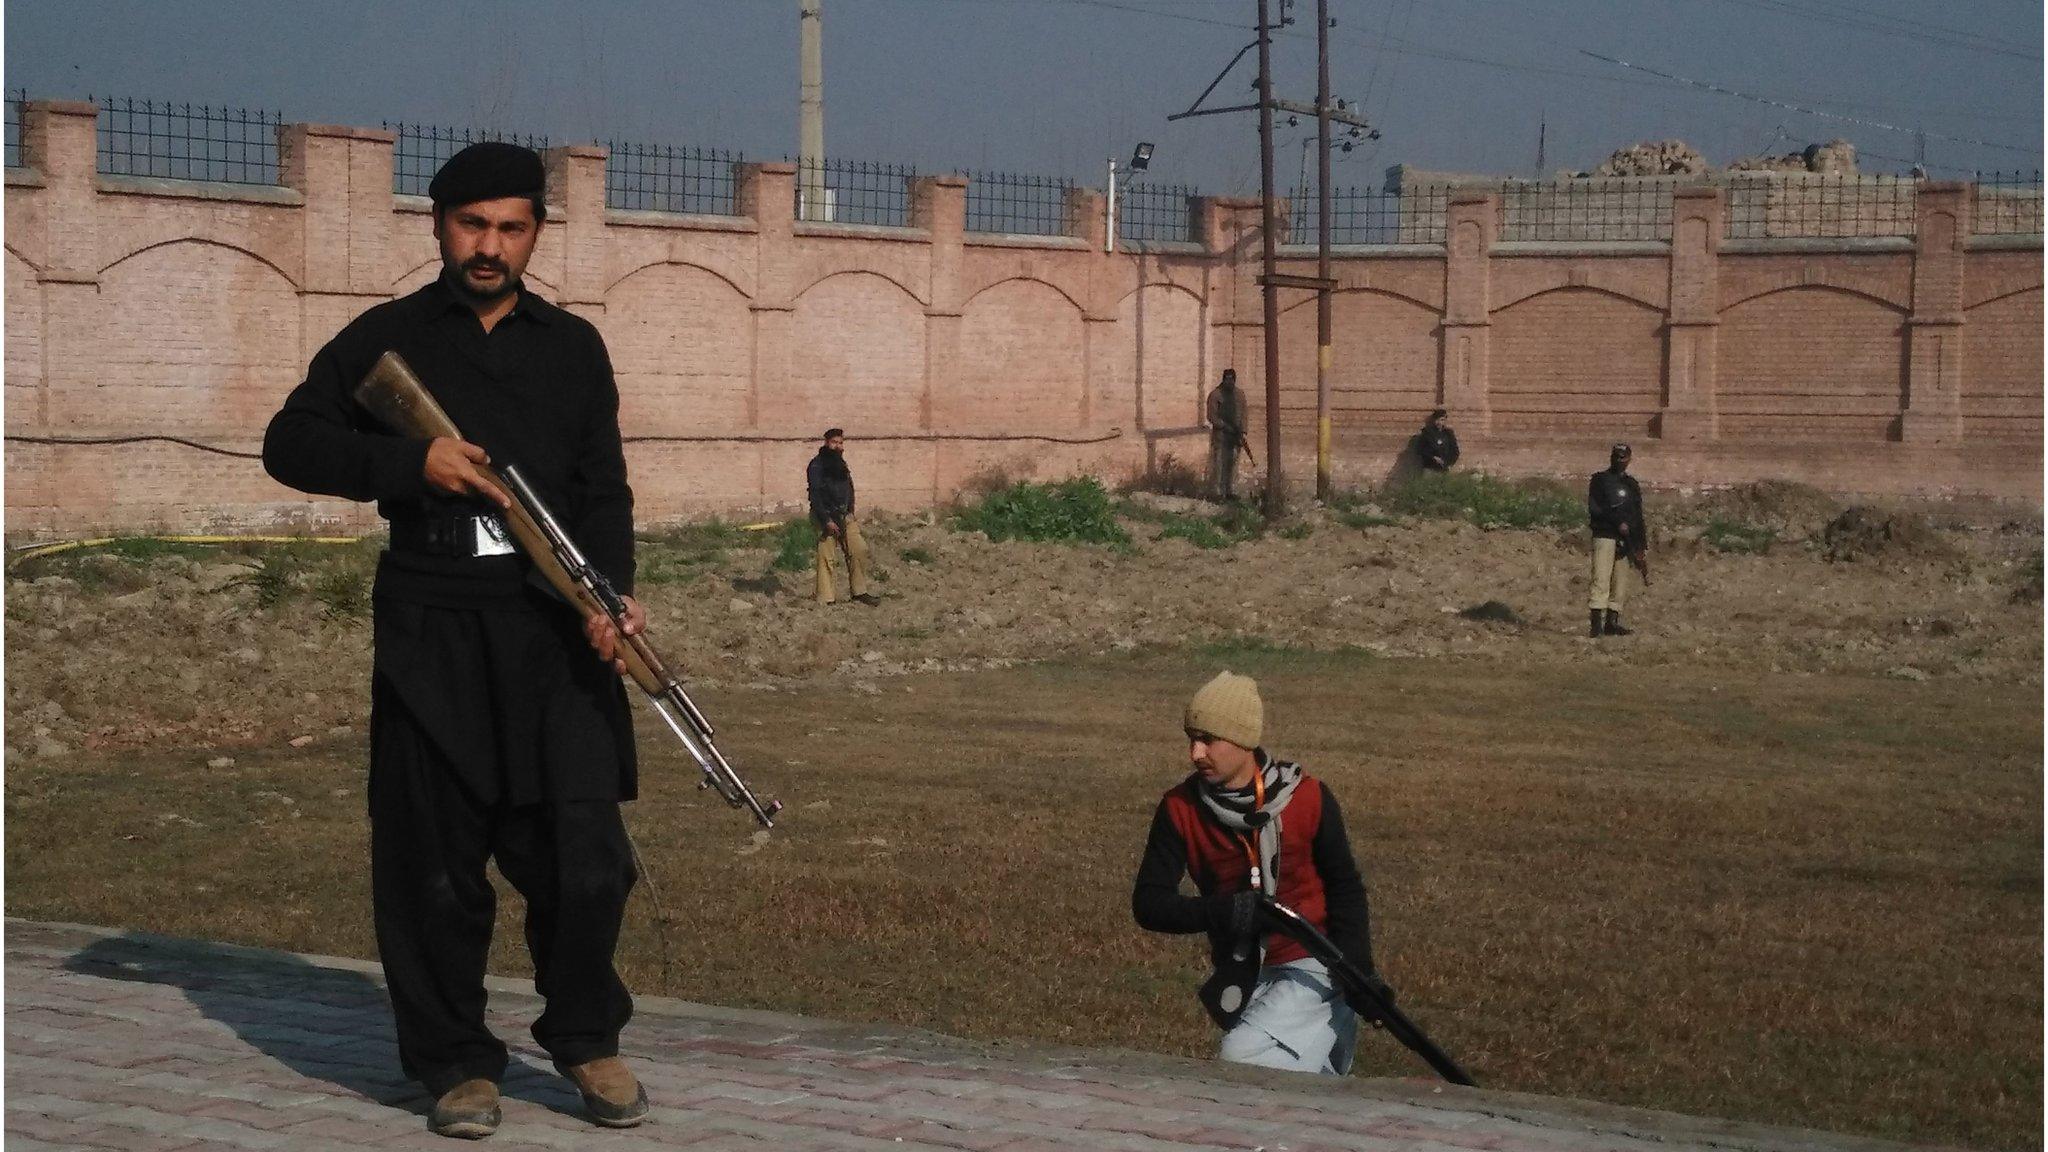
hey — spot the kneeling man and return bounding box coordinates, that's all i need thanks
[1131,672,1382,1075]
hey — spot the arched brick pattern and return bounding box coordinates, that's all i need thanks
[603,263,753,436]
[1108,284,1205,434]
[6,250,43,431]
[1719,286,1906,441]
[1962,287,2043,443]
[946,279,1086,432]
[1491,288,1662,438]
[1277,289,1442,436]
[86,241,301,437]
[782,271,925,434]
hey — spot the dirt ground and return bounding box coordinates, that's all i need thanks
[5,484,2042,1150]
[5,486,2041,759]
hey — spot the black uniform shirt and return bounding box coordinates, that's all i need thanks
[264,275,635,607]
[264,275,639,806]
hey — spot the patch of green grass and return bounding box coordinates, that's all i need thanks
[1279,522,1313,540]
[950,478,1131,547]
[2013,548,2043,604]
[1154,518,1233,549]
[1378,471,1581,530]
[770,519,821,572]
[1336,510,1401,531]
[311,567,370,620]
[637,519,757,585]
[1702,517,1776,555]
[223,555,307,609]
[899,546,934,565]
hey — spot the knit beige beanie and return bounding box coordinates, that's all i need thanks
[1184,671,1263,749]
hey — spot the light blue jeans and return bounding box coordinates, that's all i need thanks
[1218,958,1359,1075]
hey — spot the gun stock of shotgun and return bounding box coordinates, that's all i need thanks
[355,351,783,828]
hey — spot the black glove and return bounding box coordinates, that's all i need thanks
[1207,890,1263,940]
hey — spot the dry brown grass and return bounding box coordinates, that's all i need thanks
[6,651,2039,1150]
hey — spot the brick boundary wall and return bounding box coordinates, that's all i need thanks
[4,100,2040,537]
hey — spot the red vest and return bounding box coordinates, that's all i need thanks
[1162,773,1327,966]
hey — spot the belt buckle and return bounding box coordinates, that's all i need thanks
[472,514,516,558]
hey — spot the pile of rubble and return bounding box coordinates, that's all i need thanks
[1726,138,1859,174]
[1589,139,1712,177]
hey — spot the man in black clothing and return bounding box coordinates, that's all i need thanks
[263,142,649,1138]
[1586,442,1647,637]
[806,427,875,605]
[1131,672,1382,1075]
[1413,409,1460,472]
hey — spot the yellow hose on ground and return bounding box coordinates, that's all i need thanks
[9,535,363,563]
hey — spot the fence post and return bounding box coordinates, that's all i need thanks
[738,161,797,438]
[542,144,609,312]
[1440,190,1494,434]
[280,123,396,300]
[1660,185,1721,441]
[1900,181,1969,444]
[915,174,967,437]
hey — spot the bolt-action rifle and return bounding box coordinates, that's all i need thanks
[355,351,783,828]
[1259,896,1476,1086]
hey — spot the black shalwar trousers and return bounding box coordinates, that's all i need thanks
[369,679,637,1096]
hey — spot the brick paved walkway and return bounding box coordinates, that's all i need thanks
[6,919,1924,1151]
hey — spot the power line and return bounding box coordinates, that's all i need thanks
[1580,51,2044,155]
[1694,0,2040,62]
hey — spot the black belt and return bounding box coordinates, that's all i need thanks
[388,513,518,558]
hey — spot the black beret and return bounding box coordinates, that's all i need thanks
[428,142,545,209]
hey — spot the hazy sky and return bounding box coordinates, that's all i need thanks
[5,0,2041,194]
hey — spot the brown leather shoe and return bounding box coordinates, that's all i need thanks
[429,1078,501,1139]
[554,1056,649,1128]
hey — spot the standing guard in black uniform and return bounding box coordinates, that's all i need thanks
[1586,443,1647,637]
[263,143,651,1139]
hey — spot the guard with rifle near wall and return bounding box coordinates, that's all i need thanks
[264,142,740,1139]
[1132,673,1472,1082]
[1205,368,1252,502]
[1587,442,1649,637]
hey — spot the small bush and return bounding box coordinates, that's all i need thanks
[1120,452,1209,500]
[313,568,370,620]
[950,477,1131,546]
[1378,471,1581,530]
[1702,517,1776,555]
[770,519,821,572]
[225,555,306,609]
[1279,522,1313,540]
[899,546,934,565]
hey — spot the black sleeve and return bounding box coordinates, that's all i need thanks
[1629,488,1647,550]
[1311,782,1376,974]
[806,456,829,525]
[1132,801,1231,935]
[568,328,635,596]
[262,338,433,504]
[1587,474,1613,531]
[1443,430,1460,468]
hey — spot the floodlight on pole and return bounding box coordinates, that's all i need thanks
[1108,142,1157,254]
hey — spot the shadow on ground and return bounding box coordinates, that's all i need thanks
[62,931,582,1122]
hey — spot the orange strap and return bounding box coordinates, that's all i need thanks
[1235,769,1267,891]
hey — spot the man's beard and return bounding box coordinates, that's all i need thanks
[445,255,518,303]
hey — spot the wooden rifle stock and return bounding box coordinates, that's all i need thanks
[353,351,782,827]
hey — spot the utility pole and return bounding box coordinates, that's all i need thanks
[1313,0,1334,502]
[1256,0,1284,518]
[1165,2,1375,518]
[798,0,827,221]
